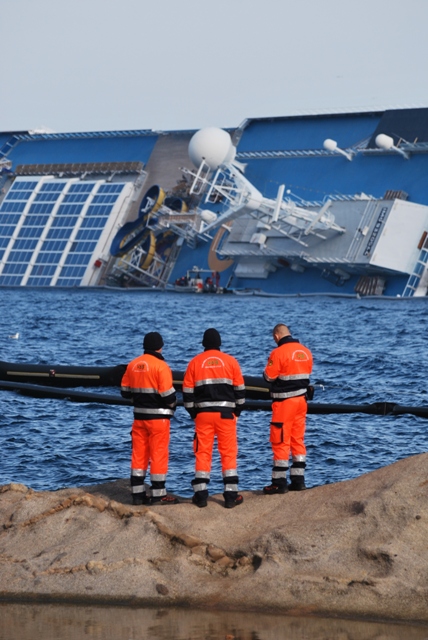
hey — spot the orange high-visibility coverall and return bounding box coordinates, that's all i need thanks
[183,349,245,496]
[264,337,313,486]
[121,353,176,498]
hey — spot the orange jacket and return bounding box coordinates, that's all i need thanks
[183,349,245,417]
[264,336,312,401]
[121,352,176,420]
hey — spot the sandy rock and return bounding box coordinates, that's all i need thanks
[0,453,427,623]
[206,544,226,561]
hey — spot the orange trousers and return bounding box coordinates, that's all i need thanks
[194,412,237,473]
[131,418,170,474]
[270,396,307,460]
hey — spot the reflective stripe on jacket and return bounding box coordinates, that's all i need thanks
[183,349,245,415]
[263,336,312,401]
[121,351,176,420]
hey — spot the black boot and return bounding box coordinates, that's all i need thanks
[263,480,288,495]
[224,491,244,508]
[289,480,306,491]
[132,493,149,505]
[192,490,208,508]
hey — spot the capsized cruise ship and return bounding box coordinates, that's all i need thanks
[2,107,428,297]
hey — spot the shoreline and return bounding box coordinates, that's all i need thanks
[1,454,427,625]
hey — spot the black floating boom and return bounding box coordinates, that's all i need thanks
[1,379,428,418]
[0,360,269,399]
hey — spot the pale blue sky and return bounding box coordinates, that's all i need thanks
[2,0,428,133]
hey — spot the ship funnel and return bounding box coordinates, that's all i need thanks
[189,127,236,170]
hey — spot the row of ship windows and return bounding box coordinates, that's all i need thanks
[10,182,39,190]
[6,239,98,253]
[6,193,121,204]
[0,229,101,249]
[1,201,118,216]
[33,216,106,228]
[5,245,97,263]
[11,181,125,194]
[0,215,108,230]
[1,203,118,218]
[0,228,103,246]
[0,236,102,252]
[2,252,95,273]
[4,192,117,204]
[0,270,86,286]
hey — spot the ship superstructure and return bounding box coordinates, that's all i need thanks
[2,108,428,296]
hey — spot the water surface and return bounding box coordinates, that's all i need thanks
[1,289,428,495]
[1,603,427,640]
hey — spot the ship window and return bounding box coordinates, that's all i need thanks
[68,183,95,193]
[3,214,22,225]
[6,191,33,201]
[39,182,66,192]
[0,201,26,212]
[33,192,61,202]
[10,181,38,191]
[62,193,89,203]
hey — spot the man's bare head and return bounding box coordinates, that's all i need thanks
[272,323,291,344]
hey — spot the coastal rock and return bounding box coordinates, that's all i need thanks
[0,453,427,623]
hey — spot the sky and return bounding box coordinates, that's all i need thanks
[1,0,428,134]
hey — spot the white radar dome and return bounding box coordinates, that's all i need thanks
[188,127,236,170]
[323,138,338,151]
[375,134,394,150]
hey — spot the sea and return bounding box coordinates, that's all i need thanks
[1,288,428,639]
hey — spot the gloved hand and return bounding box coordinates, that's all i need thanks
[306,385,314,401]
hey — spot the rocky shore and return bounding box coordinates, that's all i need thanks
[1,453,427,623]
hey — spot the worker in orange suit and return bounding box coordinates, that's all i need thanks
[121,331,178,505]
[263,323,313,493]
[183,328,246,509]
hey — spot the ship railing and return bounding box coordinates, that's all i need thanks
[189,163,346,242]
[362,141,428,157]
[151,212,210,241]
[0,134,21,159]
[187,160,213,196]
[237,148,336,160]
[236,140,428,162]
[111,248,170,288]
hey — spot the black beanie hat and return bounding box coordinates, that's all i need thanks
[202,328,221,349]
[143,331,164,351]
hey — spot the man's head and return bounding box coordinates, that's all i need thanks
[202,328,221,349]
[143,331,164,352]
[272,323,291,344]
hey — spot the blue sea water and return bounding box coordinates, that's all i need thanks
[1,288,428,496]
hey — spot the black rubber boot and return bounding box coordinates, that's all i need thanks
[263,481,288,495]
[132,493,149,505]
[289,481,306,491]
[224,491,244,509]
[192,490,208,508]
